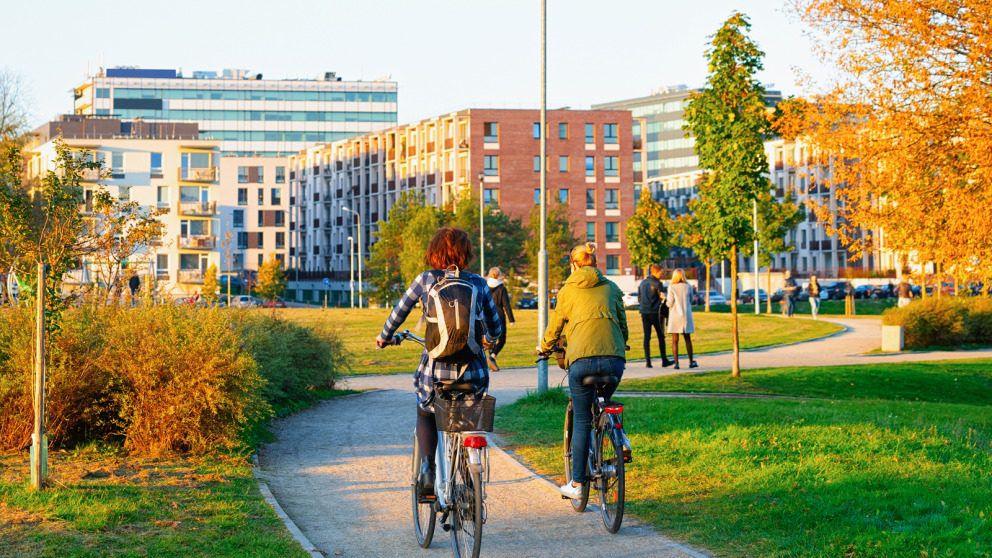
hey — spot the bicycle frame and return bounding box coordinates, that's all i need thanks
[434,430,489,510]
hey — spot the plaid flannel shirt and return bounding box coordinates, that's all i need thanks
[381,270,503,411]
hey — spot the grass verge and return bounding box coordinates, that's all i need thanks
[273,308,842,375]
[705,298,896,316]
[496,364,992,558]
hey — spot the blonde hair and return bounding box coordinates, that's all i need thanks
[569,242,597,267]
[670,268,686,284]
[488,267,502,279]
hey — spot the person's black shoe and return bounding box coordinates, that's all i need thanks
[673,361,680,370]
[645,360,653,368]
[689,361,699,368]
[662,358,675,367]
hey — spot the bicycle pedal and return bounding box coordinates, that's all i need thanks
[441,523,452,532]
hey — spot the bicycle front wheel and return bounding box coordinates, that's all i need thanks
[597,426,626,533]
[450,453,483,558]
[562,400,589,512]
[411,436,436,548]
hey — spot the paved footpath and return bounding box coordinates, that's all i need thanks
[258,316,992,557]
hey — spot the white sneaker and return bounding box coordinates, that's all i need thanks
[560,481,583,499]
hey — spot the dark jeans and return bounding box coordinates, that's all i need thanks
[568,356,625,483]
[640,313,668,362]
[786,296,796,317]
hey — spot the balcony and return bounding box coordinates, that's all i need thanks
[81,169,102,182]
[178,201,218,216]
[178,234,217,250]
[323,166,332,176]
[178,270,204,284]
[178,167,217,182]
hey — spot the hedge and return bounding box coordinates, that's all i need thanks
[882,296,992,349]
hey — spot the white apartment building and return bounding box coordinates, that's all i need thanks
[72,67,398,157]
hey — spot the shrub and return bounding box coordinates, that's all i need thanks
[882,296,992,349]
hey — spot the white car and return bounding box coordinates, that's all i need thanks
[230,295,262,308]
[623,292,639,309]
[698,290,728,305]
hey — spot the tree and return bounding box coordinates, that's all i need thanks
[447,191,528,275]
[782,0,992,282]
[674,198,732,312]
[255,254,287,303]
[366,191,425,306]
[0,68,29,144]
[399,202,443,283]
[525,198,580,291]
[202,264,219,304]
[740,191,805,313]
[625,187,675,272]
[683,12,772,377]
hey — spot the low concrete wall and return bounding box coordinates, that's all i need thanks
[881,325,904,352]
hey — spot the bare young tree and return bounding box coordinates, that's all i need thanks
[0,68,30,143]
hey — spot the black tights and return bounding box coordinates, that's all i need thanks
[671,333,694,362]
[416,411,437,469]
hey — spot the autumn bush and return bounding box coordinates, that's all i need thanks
[0,305,344,454]
[882,297,992,349]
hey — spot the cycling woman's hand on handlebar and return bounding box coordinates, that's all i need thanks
[376,334,396,349]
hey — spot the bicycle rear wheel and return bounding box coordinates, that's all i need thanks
[411,436,436,548]
[562,400,590,512]
[450,453,483,558]
[597,426,626,533]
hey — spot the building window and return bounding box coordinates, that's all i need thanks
[258,254,264,267]
[586,189,596,210]
[180,186,200,203]
[605,189,618,210]
[271,188,281,205]
[111,152,124,174]
[605,222,619,243]
[606,255,619,275]
[237,232,248,250]
[233,209,244,228]
[534,189,540,204]
[257,210,264,227]
[484,188,499,205]
[605,156,618,177]
[559,156,568,172]
[604,123,618,144]
[559,122,568,139]
[484,155,499,176]
[275,231,285,249]
[275,166,286,183]
[585,156,595,177]
[274,211,284,227]
[157,186,169,207]
[238,166,248,183]
[257,188,264,205]
[239,165,263,183]
[483,122,498,143]
[534,156,541,172]
[156,254,168,278]
[150,152,162,175]
[533,123,541,139]
[257,232,264,249]
[237,188,247,205]
[586,222,595,243]
[585,123,595,144]
[559,189,569,204]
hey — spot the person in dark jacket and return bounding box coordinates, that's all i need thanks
[783,270,798,318]
[638,264,673,368]
[486,267,515,359]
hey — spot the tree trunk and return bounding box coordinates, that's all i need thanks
[705,261,712,312]
[766,267,772,314]
[730,244,740,377]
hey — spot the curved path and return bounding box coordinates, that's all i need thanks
[258,316,992,557]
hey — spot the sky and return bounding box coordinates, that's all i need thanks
[5,0,833,130]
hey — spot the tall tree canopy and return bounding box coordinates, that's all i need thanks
[625,187,675,271]
[525,199,581,292]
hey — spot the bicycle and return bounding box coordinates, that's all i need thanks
[539,354,631,533]
[388,329,495,558]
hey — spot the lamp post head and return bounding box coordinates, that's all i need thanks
[477,171,485,183]
[348,236,353,242]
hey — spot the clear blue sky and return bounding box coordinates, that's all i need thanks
[6,0,831,130]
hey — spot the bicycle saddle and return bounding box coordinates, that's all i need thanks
[436,380,478,392]
[581,375,619,387]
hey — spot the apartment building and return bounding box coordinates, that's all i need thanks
[287,108,644,304]
[26,116,289,297]
[72,67,398,157]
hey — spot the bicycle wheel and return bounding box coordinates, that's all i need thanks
[450,452,483,558]
[597,426,626,533]
[411,436,436,548]
[562,400,589,512]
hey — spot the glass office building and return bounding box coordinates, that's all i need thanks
[74,68,398,157]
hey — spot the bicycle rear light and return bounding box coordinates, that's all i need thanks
[604,405,623,414]
[463,435,488,449]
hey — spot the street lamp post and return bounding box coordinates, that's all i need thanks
[537,0,549,393]
[753,199,759,315]
[348,235,354,309]
[342,205,362,308]
[478,171,485,276]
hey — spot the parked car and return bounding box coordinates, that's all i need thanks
[739,289,768,304]
[771,289,786,303]
[516,296,538,310]
[854,284,874,299]
[262,297,288,308]
[230,295,262,308]
[871,284,892,299]
[819,282,847,300]
[694,290,727,305]
[623,292,639,309]
[772,287,809,303]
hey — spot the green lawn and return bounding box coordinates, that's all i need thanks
[0,451,307,558]
[708,297,896,316]
[272,308,841,375]
[496,361,992,558]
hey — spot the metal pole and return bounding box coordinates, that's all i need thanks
[537,0,549,393]
[357,212,363,309]
[31,262,46,490]
[753,199,759,315]
[479,173,485,276]
[348,236,354,308]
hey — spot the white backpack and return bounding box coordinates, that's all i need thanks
[424,266,484,364]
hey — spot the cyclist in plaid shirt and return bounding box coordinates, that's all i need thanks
[376,228,502,487]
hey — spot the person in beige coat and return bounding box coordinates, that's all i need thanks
[665,268,697,369]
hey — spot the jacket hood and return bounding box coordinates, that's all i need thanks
[486,277,503,289]
[566,265,607,289]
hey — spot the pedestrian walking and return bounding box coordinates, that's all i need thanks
[897,279,913,308]
[638,264,673,368]
[486,267,515,366]
[783,270,798,318]
[808,275,821,320]
[665,268,697,369]
[128,272,141,307]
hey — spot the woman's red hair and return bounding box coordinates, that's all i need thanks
[425,227,475,270]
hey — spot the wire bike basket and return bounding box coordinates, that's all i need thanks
[434,395,496,432]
